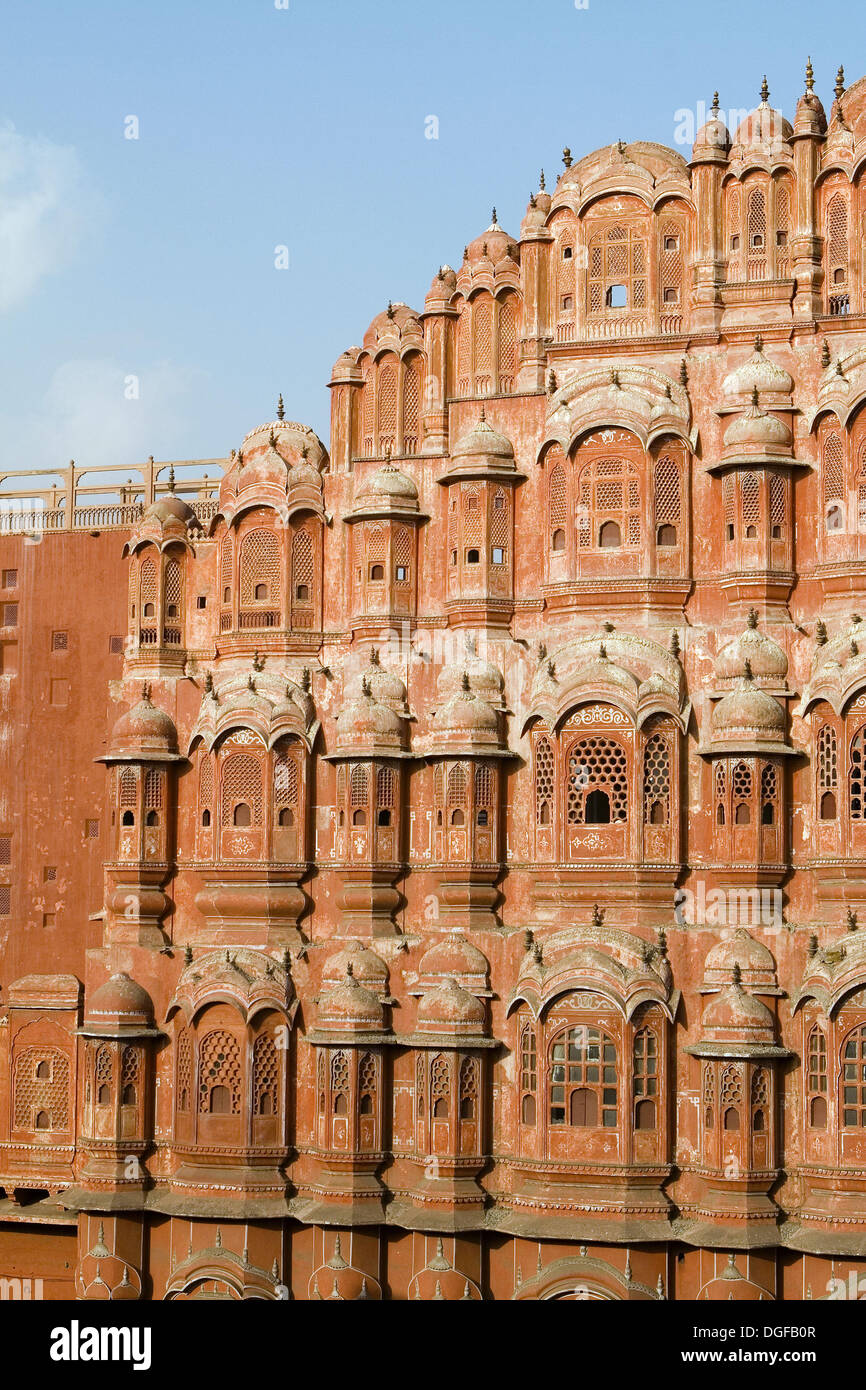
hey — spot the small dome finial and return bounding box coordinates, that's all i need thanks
[760,74,769,104]
[591,903,604,927]
[754,332,763,353]
[747,607,758,629]
[361,675,371,697]
[711,90,720,114]
[816,618,828,646]
[479,403,486,423]
[732,960,742,988]
[805,57,814,93]
[835,64,845,100]
[386,299,395,319]
[539,168,545,190]
[751,385,760,408]
[491,206,498,225]
[461,671,471,693]
[743,658,754,682]
[276,392,285,420]
[562,146,572,169]
[821,339,831,368]
[167,465,176,493]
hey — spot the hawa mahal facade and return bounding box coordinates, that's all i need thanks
[3,64,866,1301]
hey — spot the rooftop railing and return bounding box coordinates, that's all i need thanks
[0,456,227,534]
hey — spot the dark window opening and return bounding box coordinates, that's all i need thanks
[451,808,465,826]
[820,790,837,821]
[466,549,480,564]
[254,583,268,600]
[209,1085,231,1114]
[233,802,252,827]
[202,809,211,826]
[606,284,627,308]
[122,811,135,827]
[657,524,677,547]
[296,583,310,600]
[723,1106,740,1131]
[352,808,366,826]
[552,528,566,552]
[278,808,294,826]
[735,803,751,825]
[599,520,621,548]
[377,808,391,826]
[585,789,611,824]
[369,564,384,581]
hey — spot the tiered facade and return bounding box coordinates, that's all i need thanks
[4,65,866,1299]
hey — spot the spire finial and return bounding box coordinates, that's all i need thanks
[539,168,545,190]
[732,960,742,988]
[461,670,471,693]
[751,385,760,408]
[167,465,176,493]
[805,57,814,93]
[276,392,285,420]
[361,675,371,697]
[835,65,845,100]
[711,91,720,114]
[370,646,380,665]
[760,75,769,104]
[141,681,151,702]
[816,618,828,646]
[821,339,831,368]
[562,146,572,169]
[491,206,498,225]
[847,908,858,932]
[679,358,689,387]
[479,402,486,423]
[747,607,758,629]
[744,658,754,682]
[754,332,764,353]
[591,903,604,927]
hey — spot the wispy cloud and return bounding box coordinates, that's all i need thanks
[0,122,99,312]
[0,358,209,478]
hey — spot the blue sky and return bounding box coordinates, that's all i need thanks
[0,0,863,484]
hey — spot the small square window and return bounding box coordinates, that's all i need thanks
[751,233,764,249]
[731,235,740,251]
[44,866,57,882]
[85,819,99,839]
[395,565,408,581]
[663,287,678,303]
[492,547,505,564]
[109,635,124,654]
[0,836,10,865]
[726,523,735,541]
[3,603,18,627]
[0,884,10,915]
[52,630,68,651]
[664,236,678,252]
[2,570,17,589]
[196,595,207,609]
[42,913,55,929]
[563,246,573,260]
[606,284,627,308]
[776,230,787,247]
[561,295,573,311]
[450,550,457,565]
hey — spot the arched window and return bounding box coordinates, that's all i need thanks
[497,294,518,392]
[471,294,493,395]
[331,1050,350,1116]
[377,358,398,455]
[751,1067,769,1133]
[358,1052,377,1117]
[599,519,621,547]
[221,752,264,827]
[163,558,182,637]
[760,763,777,826]
[459,1056,479,1120]
[817,725,838,822]
[851,728,866,822]
[535,736,555,829]
[549,1026,617,1128]
[643,732,670,826]
[402,354,421,453]
[520,1025,537,1124]
[95,1045,112,1107]
[633,1028,658,1129]
[720,1064,742,1131]
[732,761,752,825]
[239,530,281,613]
[807,1027,828,1129]
[566,737,628,824]
[121,1046,139,1107]
[746,185,767,278]
[576,454,641,551]
[703,1064,715,1129]
[253,1033,279,1118]
[827,191,850,313]
[823,431,845,530]
[197,1030,242,1115]
[741,472,760,537]
[653,454,681,548]
[291,527,315,625]
[431,1054,451,1119]
[350,763,369,814]
[548,452,568,553]
[587,223,647,315]
[842,1025,866,1127]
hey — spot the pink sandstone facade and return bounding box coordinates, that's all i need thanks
[2,65,866,1301]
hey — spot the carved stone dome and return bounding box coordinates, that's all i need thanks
[715,615,788,684]
[702,930,777,993]
[723,344,794,400]
[357,464,419,506]
[143,493,195,525]
[723,399,792,454]
[108,690,179,760]
[701,978,776,1041]
[693,97,730,156]
[432,680,500,747]
[416,978,486,1035]
[362,651,409,713]
[336,685,405,755]
[85,973,154,1030]
[464,217,516,267]
[323,940,389,998]
[711,678,785,742]
[317,967,384,1033]
[418,934,490,993]
[437,655,504,707]
[452,416,515,464]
